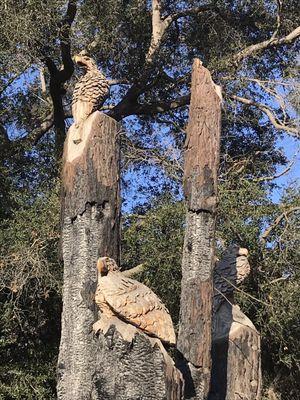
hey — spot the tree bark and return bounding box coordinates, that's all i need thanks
[93,318,184,400]
[177,59,222,400]
[57,111,121,399]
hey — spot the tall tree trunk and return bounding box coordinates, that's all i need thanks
[57,111,121,399]
[57,110,184,400]
[177,59,222,400]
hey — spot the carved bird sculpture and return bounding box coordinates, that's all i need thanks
[94,257,176,345]
[71,54,109,143]
[213,245,250,313]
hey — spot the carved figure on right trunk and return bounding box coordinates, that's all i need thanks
[213,245,250,312]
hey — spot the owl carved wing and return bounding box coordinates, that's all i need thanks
[98,273,176,345]
[72,72,109,127]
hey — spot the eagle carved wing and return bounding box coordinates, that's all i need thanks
[97,273,176,345]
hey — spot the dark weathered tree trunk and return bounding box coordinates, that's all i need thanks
[57,112,121,399]
[57,111,184,400]
[93,319,184,400]
[177,59,222,400]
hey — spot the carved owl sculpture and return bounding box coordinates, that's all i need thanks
[213,245,250,313]
[94,257,176,345]
[71,54,109,143]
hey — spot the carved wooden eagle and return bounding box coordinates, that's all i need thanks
[95,257,176,345]
[71,54,109,142]
[213,245,250,313]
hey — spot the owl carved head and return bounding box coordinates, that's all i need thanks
[97,257,120,276]
[73,54,98,71]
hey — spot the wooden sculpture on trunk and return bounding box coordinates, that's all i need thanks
[210,246,262,400]
[213,245,250,313]
[94,257,176,345]
[71,54,110,144]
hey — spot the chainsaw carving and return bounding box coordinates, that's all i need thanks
[71,54,109,143]
[94,257,176,345]
[213,245,250,313]
[211,246,262,400]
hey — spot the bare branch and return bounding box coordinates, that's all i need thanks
[260,207,300,242]
[123,136,183,180]
[146,2,214,63]
[164,4,215,25]
[0,113,55,155]
[39,67,47,94]
[109,1,211,120]
[107,78,130,86]
[59,0,77,82]
[233,26,300,64]
[231,95,299,137]
[271,0,283,40]
[252,151,298,182]
[133,94,190,115]
[122,264,146,277]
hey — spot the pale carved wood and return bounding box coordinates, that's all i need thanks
[94,257,176,345]
[71,54,109,143]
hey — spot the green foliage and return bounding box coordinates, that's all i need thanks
[0,180,61,399]
[122,198,185,325]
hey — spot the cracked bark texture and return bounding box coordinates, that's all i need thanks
[177,59,221,400]
[57,111,183,400]
[93,321,183,400]
[57,112,121,399]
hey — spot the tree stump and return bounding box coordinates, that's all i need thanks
[93,317,184,400]
[177,59,222,400]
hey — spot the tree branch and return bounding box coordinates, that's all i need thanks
[133,94,190,116]
[270,0,283,40]
[260,207,300,242]
[109,1,211,120]
[43,0,77,155]
[58,0,77,82]
[252,152,298,182]
[233,26,300,65]
[231,95,299,137]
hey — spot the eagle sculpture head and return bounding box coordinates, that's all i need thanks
[97,257,120,276]
[73,54,98,71]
